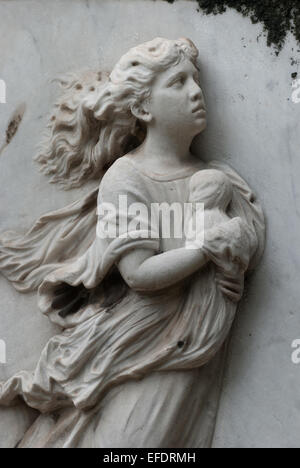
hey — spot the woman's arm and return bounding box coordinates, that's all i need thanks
[118,248,244,301]
[117,247,208,292]
[51,222,246,317]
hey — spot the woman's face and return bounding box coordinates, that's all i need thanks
[145,58,207,137]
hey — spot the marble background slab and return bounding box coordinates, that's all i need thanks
[0,0,299,448]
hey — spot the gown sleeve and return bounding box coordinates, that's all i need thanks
[38,158,160,326]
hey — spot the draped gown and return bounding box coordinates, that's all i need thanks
[0,156,265,447]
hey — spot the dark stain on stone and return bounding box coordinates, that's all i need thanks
[5,103,26,145]
[163,0,300,54]
[292,72,298,79]
[0,103,26,156]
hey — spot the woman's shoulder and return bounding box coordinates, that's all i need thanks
[98,156,149,203]
[104,156,140,180]
[100,156,143,189]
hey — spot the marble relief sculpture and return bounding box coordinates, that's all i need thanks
[0,38,265,448]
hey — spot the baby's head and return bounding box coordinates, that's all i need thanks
[189,169,233,211]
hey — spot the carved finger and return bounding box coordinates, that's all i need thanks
[219,275,243,285]
[219,286,241,303]
[226,276,242,284]
[218,279,242,293]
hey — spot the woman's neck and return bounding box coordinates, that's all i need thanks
[132,126,195,171]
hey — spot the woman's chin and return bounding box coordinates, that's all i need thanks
[193,118,207,135]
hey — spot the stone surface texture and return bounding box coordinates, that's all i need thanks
[0,0,299,448]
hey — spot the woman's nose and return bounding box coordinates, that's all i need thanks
[190,84,203,102]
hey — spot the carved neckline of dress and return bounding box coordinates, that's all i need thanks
[122,155,206,182]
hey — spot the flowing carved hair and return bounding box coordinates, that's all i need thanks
[35,37,199,189]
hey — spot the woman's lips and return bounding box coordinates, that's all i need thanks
[192,107,206,117]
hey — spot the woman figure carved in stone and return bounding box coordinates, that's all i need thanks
[0,38,265,448]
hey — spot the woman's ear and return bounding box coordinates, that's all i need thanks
[130,102,152,123]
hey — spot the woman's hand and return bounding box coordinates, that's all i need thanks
[216,270,244,303]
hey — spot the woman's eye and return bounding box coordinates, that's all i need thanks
[173,77,185,87]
